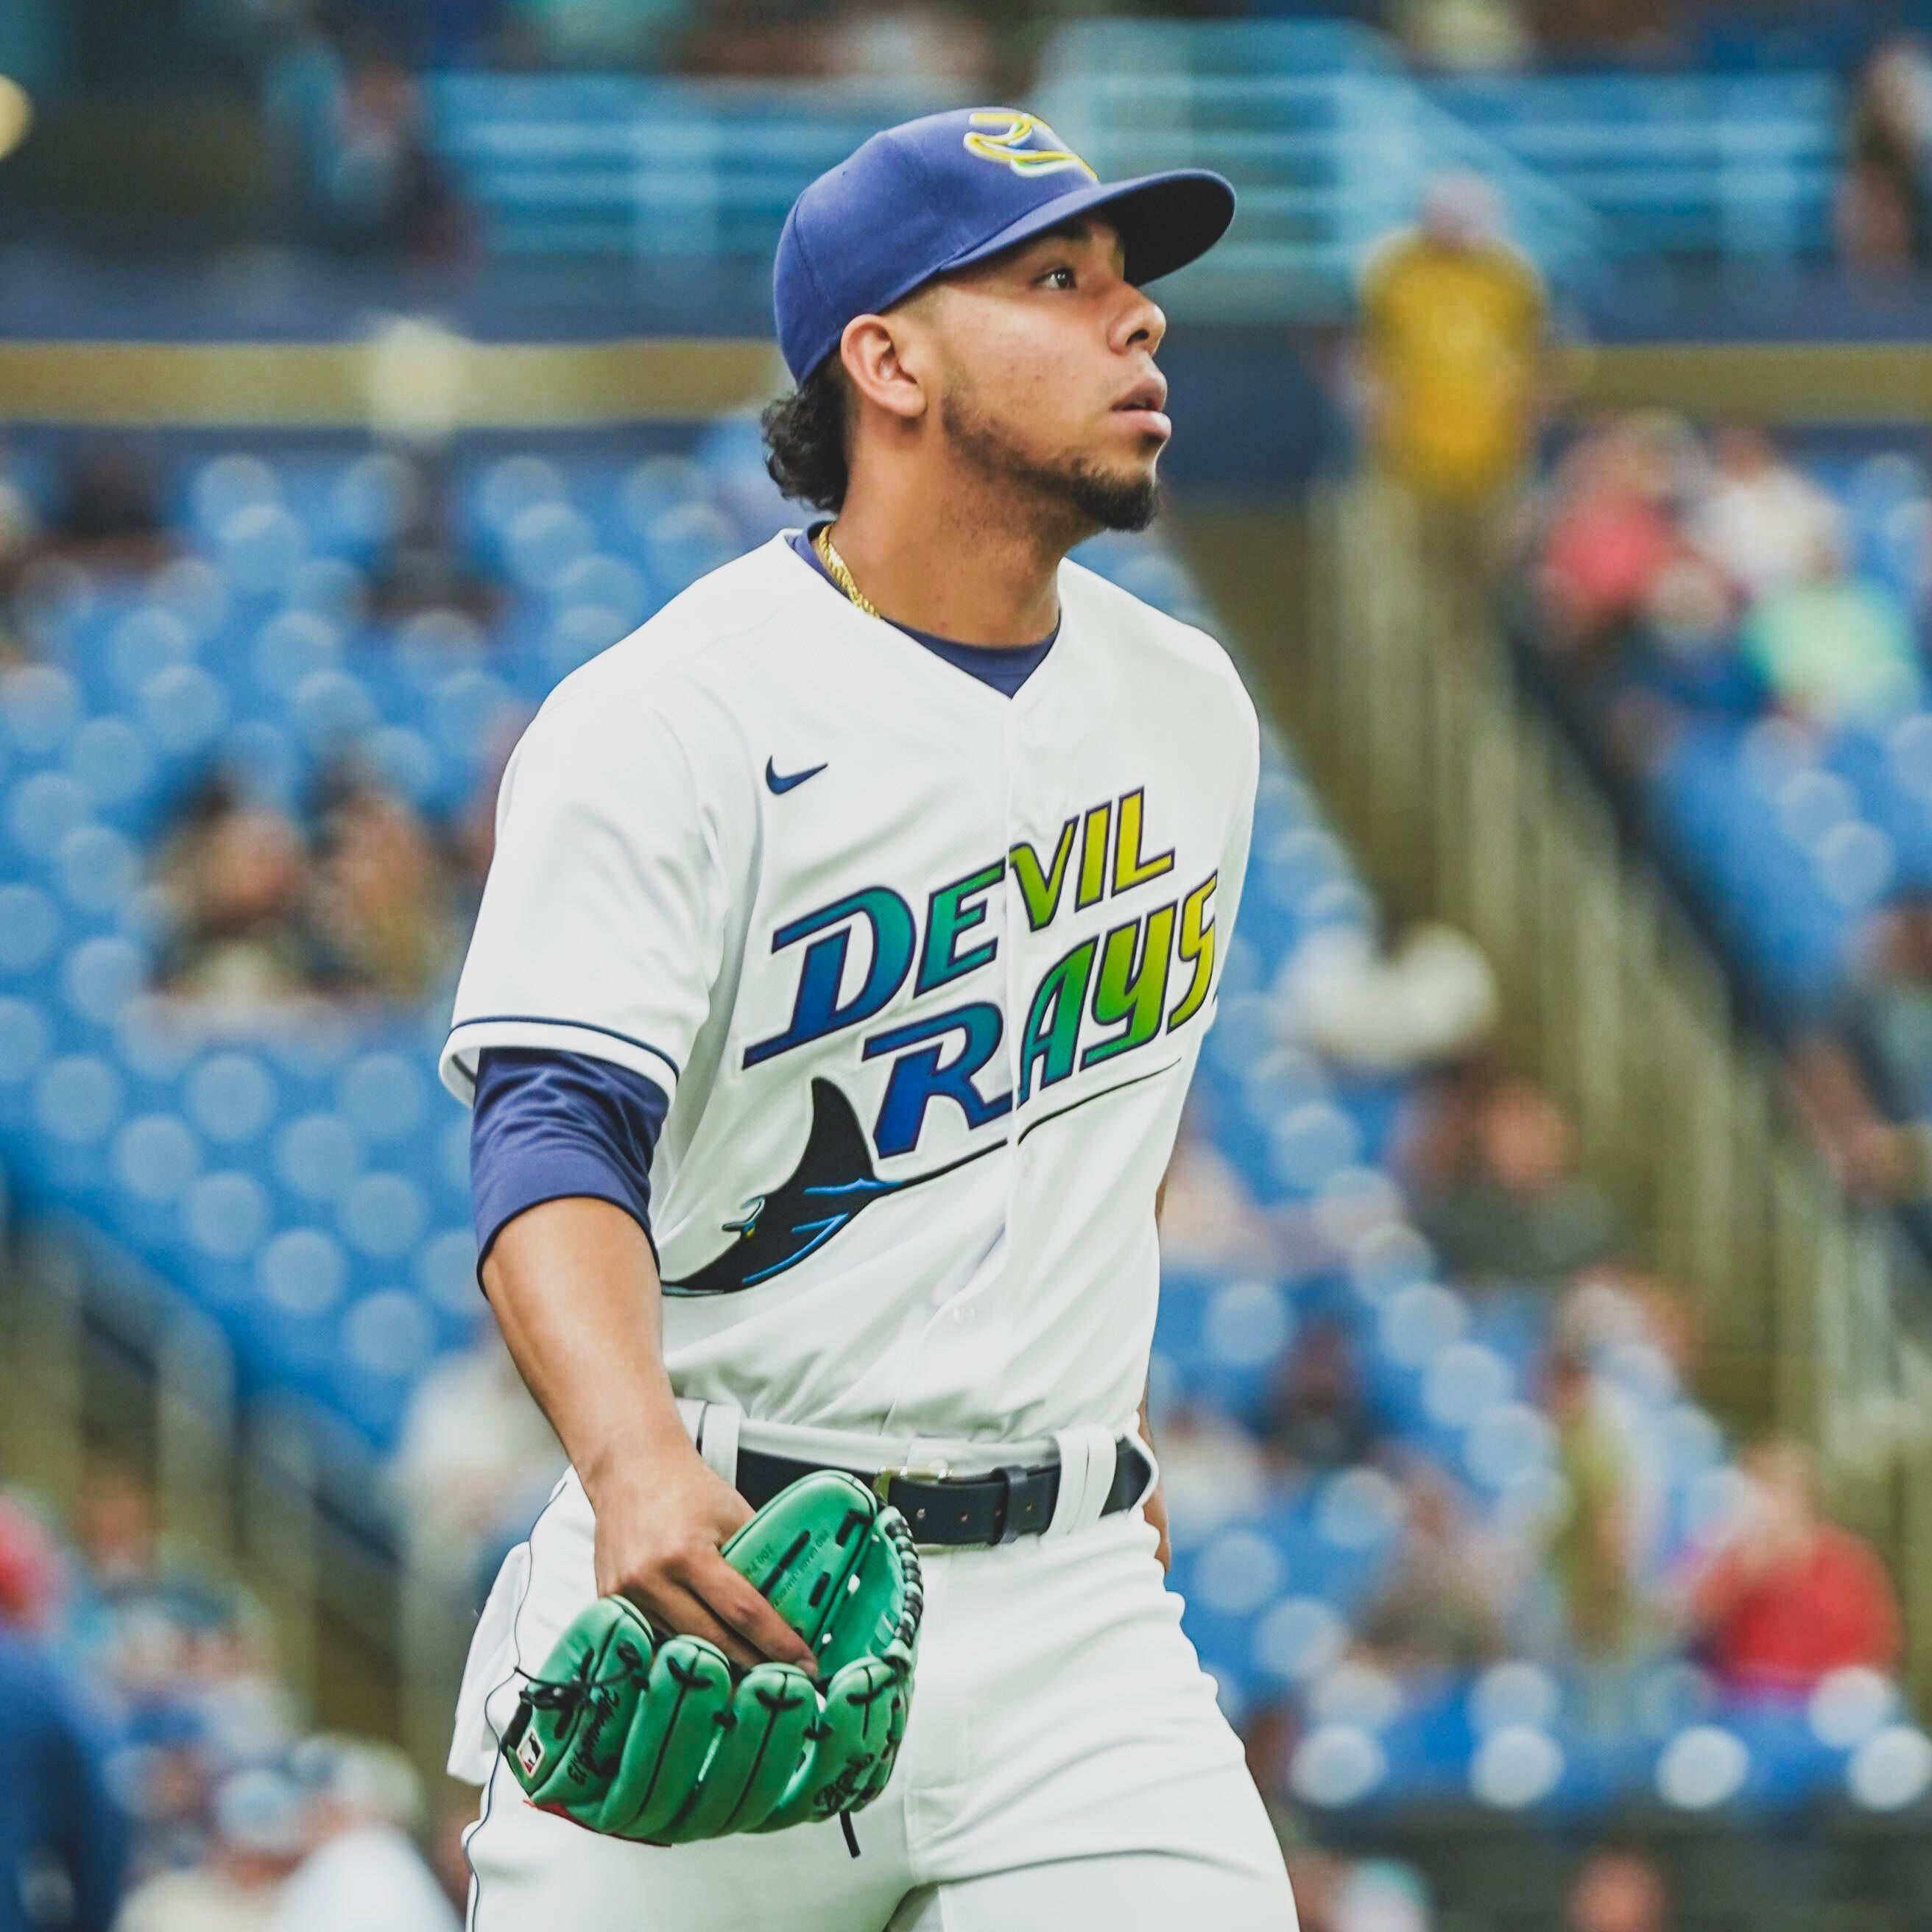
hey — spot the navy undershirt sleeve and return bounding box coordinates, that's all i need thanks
[792,524,1057,694]
[470,1046,670,1286]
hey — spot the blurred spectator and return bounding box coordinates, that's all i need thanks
[1146,1397,1271,1541]
[1387,0,1533,73]
[1155,1110,1280,1273]
[1260,1315,1381,1477]
[1332,1861,1433,1932]
[1792,886,1932,1203]
[1280,1847,1345,1932]
[0,1494,66,1634]
[366,456,499,622]
[64,1463,288,1744]
[1607,547,1766,746]
[68,1462,167,1623]
[1538,419,1686,651]
[174,1586,298,1771]
[151,752,469,1014]
[1358,174,1548,535]
[1537,1345,1644,1712]
[1282,918,1498,1076]
[1686,426,1841,604]
[46,437,173,574]
[117,1767,303,1932]
[1568,1848,1669,1932]
[1839,35,1932,272]
[1679,1439,1902,1694]
[269,13,467,261]
[498,0,690,67]
[1410,1071,1620,1288]
[0,437,42,659]
[0,1516,127,1932]
[449,710,526,914]
[308,764,462,1003]
[1740,526,1921,727]
[328,42,466,261]
[820,4,993,88]
[680,0,836,79]
[151,775,328,1012]
[392,1320,563,1593]
[274,1737,457,1932]
[1562,1264,1702,1386]
[1355,1464,1519,1674]
[1535,0,1677,65]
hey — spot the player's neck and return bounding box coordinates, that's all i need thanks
[820,487,1073,648]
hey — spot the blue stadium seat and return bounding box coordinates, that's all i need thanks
[138,664,229,760]
[258,1227,349,1319]
[184,1170,274,1263]
[186,1053,279,1146]
[275,1113,364,1204]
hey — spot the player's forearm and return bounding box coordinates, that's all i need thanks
[480,1195,691,1507]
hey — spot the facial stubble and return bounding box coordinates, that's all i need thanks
[940,379,1160,535]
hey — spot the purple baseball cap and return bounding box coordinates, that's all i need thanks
[773,107,1235,386]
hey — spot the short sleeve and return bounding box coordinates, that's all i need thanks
[440,688,727,1108]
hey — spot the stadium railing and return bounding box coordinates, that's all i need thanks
[1283,477,1932,1694]
[420,23,1841,320]
[1423,71,1841,261]
[0,1191,418,1752]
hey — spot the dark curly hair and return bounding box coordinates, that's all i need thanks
[759,360,852,512]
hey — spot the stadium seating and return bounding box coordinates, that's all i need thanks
[1582,441,1932,1023]
[420,19,1848,324]
[4,423,1928,1841]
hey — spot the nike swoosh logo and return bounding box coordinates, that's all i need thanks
[765,757,828,795]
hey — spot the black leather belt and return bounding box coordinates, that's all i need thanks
[733,1436,1153,1548]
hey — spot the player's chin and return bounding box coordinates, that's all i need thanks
[1066,454,1162,534]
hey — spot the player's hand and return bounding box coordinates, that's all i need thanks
[588,1444,821,1676]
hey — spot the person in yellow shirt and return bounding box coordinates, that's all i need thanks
[1358,172,1549,516]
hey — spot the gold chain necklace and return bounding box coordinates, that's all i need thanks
[814,524,880,619]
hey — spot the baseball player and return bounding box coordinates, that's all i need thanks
[440,106,1296,1928]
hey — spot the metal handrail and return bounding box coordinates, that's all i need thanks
[421,24,1839,306]
[1298,479,1932,1697]
[0,1203,431,1755]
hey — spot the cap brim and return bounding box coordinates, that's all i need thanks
[937,167,1235,286]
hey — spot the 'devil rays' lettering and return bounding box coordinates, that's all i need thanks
[863,1002,1012,1158]
[915,861,1004,995]
[1009,818,1077,932]
[1074,802,1112,911]
[1110,789,1174,895]
[744,886,917,1068]
[1017,936,1098,1104]
[1082,903,1175,1069]
[1167,871,1218,1032]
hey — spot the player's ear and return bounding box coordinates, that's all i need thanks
[837,313,929,425]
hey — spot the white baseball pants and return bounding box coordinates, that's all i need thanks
[454,1451,1297,1930]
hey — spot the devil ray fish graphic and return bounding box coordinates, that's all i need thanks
[663,1077,999,1297]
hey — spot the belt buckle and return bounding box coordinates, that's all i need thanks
[872,1457,952,1508]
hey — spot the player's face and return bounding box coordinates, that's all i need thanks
[922,216,1170,533]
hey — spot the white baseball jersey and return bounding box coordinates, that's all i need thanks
[440,528,1258,1445]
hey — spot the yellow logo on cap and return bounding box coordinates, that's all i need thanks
[962,110,1097,182]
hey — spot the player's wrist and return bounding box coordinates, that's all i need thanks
[577,1405,703,1510]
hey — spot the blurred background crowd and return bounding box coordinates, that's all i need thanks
[7,2,1932,1931]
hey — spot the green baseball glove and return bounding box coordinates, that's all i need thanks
[498,1470,922,1849]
